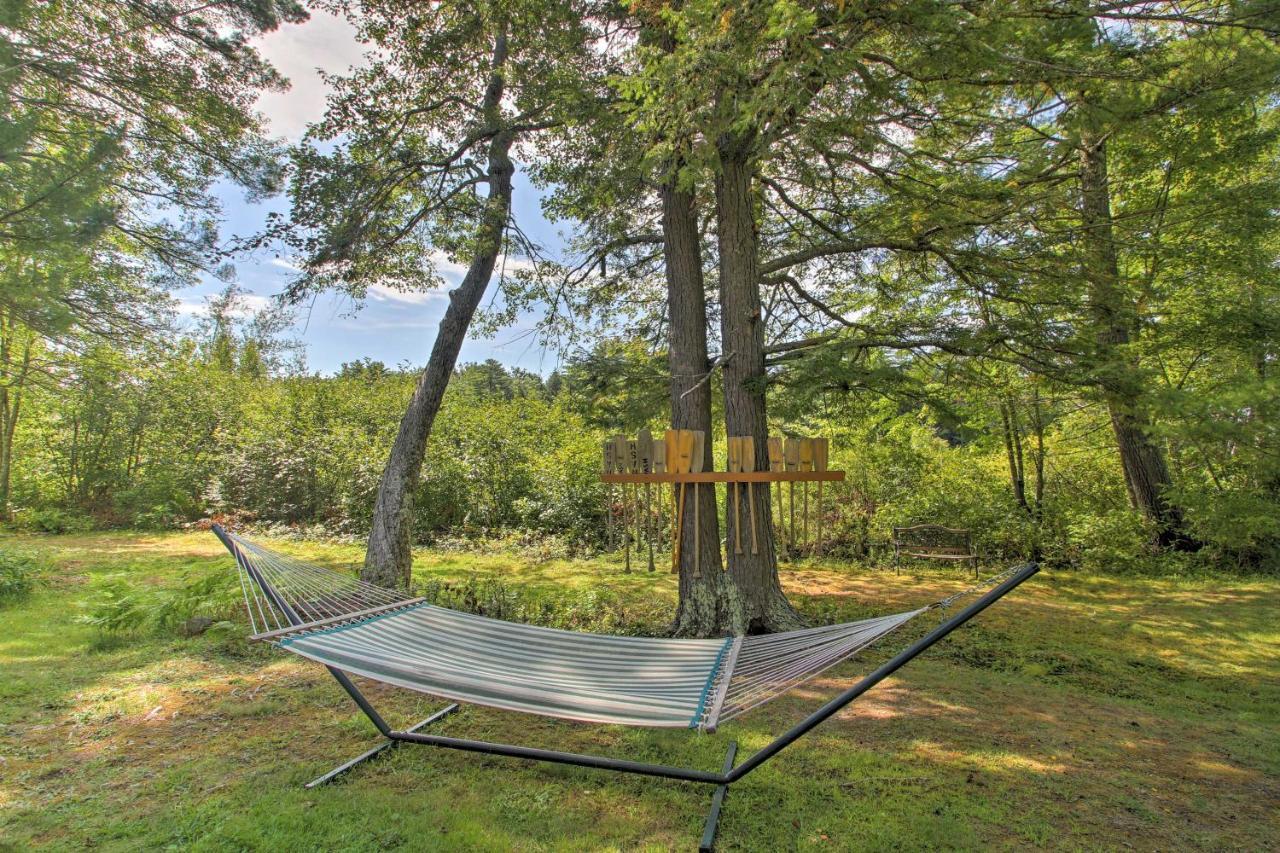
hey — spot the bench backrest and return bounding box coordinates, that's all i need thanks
[892,524,972,554]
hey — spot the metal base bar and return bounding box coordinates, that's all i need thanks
[699,741,738,853]
[304,703,459,789]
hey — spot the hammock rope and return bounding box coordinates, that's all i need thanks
[218,530,1021,731]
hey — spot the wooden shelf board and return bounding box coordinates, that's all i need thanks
[601,471,844,484]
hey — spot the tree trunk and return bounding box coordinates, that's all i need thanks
[662,180,738,637]
[0,311,33,522]
[1078,128,1196,551]
[999,398,1030,515]
[715,144,803,633]
[363,32,515,588]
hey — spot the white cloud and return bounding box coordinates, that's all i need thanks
[253,10,366,141]
[269,256,303,272]
[366,282,450,306]
[176,292,273,319]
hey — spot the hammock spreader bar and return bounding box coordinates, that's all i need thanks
[210,525,1037,852]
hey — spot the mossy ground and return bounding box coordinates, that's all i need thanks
[0,531,1276,851]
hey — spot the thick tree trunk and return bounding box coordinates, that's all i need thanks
[363,34,515,588]
[662,181,738,637]
[1078,129,1196,550]
[715,145,803,633]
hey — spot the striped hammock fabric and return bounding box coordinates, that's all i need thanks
[218,531,999,731]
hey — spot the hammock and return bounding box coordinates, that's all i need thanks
[212,525,1037,850]
[221,528,1013,731]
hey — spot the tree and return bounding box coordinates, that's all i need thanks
[1,0,304,338]
[281,0,606,587]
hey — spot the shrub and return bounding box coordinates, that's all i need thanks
[81,571,242,635]
[415,575,668,636]
[0,551,39,603]
[1060,509,1159,573]
[24,508,95,534]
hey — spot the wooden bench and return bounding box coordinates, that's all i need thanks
[892,524,978,577]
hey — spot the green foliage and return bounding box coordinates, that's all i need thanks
[22,507,95,535]
[0,550,39,603]
[80,571,241,636]
[416,575,668,637]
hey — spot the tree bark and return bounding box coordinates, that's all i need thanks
[662,180,738,636]
[715,143,803,633]
[1078,128,1196,550]
[363,32,515,588]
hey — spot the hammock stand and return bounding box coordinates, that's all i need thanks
[211,525,1037,851]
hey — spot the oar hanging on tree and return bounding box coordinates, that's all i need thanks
[689,430,706,577]
[814,437,829,554]
[612,435,631,573]
[742,435,758,555]
[768,437,785,555]
[784,438,800,549]
[800,438,814,547]
[727,437,743,555]
[652,436,667,554]
[638,429,654,572]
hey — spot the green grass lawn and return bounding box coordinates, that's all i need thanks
[1,531,1277,851]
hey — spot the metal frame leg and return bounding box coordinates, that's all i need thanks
[699,741,738,853]
[304,703,460,789]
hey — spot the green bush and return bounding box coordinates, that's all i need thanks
[24,508,95,534]
[1062,510,1159,573]
[0,551,40,603]
[416,575,668,636]
[80,571,242,635]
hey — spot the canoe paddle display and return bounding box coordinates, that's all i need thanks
[599,432,842,572]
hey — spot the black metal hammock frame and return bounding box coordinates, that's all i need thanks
[212,525,1038,851]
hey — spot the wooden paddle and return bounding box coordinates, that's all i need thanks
[689,429,705,577]
[741,435,758,555]
[768,437,785,552]
[665,429,681,571]
[813,437,829,554]
[784,438,800,548]
[727,437,743,555]
[799,438,814,546]
[652,436,667,553]
[638,429,654,572]
[671,429,694,572]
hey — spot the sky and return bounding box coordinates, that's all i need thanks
[173,11,571,376]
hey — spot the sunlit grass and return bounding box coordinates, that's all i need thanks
[0,529,1276,850]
